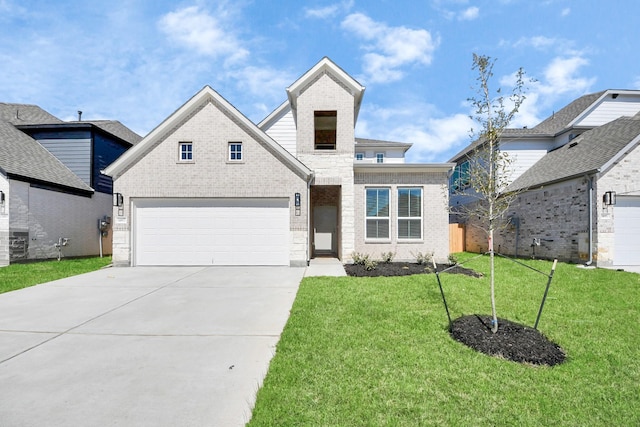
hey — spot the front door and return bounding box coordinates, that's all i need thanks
[314,205,337,256]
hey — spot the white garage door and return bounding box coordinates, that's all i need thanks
[614,196,640,266]
[134,198,289,266]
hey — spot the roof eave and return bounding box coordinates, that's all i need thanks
[354,163,455,173]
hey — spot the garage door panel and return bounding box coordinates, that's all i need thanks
[134,199,290,266]
[614,196,640,266]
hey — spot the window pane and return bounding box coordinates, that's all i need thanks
[398,188,421,217]
[399,219,421,239]
[366,189,389,217]
[366,219,389,239]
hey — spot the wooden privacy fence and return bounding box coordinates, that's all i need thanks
[449,223,466,253]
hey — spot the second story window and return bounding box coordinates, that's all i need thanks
[229,142,242,161]
[179,142,193,162]
[376,153,384,163]
[355,153,364,161]
[314,111,337,150]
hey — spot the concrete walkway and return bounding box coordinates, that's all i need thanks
[304,257,347,277]
[0,266,304,427]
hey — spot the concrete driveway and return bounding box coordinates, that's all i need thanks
[0,266,305,427]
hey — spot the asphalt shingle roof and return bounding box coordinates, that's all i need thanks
[0,102,63,125]
[531,91,605,135]
[68,120,143,145]
[449,91,608,162]
[355,137,412,149]
[0,120,93,192]
[507,114,640,192]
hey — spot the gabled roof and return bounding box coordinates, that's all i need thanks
[0,120,93,193]
[355,137,412,152]
[507,114,640,192]
[0,102,63,125]
[449,90,610,162]
[286,57,365,123]
[104,86,313,180]
[533,91,606,134]
[257,100,290,131]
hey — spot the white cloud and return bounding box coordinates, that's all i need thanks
[459,6,479,21]
[159,5,249,64]
[561,7,571,17]
[305,1,354,19]
[341,13,439,84]
[356,102,473,162]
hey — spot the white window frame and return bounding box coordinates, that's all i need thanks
[397,187,422,240]
[179,142,193,162]
[228,142,243,162]
[376,152,384,163]
[365,187,390,240]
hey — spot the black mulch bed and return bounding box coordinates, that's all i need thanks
[450,315,566,366]
[344,262,483,277]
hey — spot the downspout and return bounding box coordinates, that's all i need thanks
[306,175,313,266]
[585,175,594,266]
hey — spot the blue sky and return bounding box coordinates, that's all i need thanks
[1,0,638,162]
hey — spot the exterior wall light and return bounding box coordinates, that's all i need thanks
[113,192,123,207]
[603,191,616,206]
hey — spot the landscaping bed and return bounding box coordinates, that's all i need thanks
[344,261,482,277]
[450,314,566,366]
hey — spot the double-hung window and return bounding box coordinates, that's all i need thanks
[179,142,193,162]
[229,142,242,161]
[366,188,390,239]
[376,153,384,163]
[398,188,422,239]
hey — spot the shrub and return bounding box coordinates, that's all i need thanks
[351,252,377,270]
[363,257,378,271]
[380,251,395,263]
[412,251,433,265]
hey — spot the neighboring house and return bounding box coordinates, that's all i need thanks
[449,90,640,267]
[104,57,454,267]
[0,103,140,266]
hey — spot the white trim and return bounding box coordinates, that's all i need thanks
[364,187,391,242]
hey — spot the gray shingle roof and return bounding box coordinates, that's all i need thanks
[448,91,607,162]
[355,137,412,149]
[0,102,63,125]
[69,120,143,145]
[507,115,640,192]
[0,121,93,192]
[531,91,605,135]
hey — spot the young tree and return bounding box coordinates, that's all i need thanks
[453,54,528,333]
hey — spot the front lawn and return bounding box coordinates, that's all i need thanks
[249,254,640,426]
[0,257,112,294]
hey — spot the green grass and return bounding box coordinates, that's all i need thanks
[249,254,640,426]
[0,256,112,294]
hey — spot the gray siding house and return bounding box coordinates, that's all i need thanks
[0,103,140,266]
[105,57,454,267]
[450,90,640,267]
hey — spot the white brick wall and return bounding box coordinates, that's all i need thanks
[113,99,309,266]
[295,72,358,260]
[354,171,450,263]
